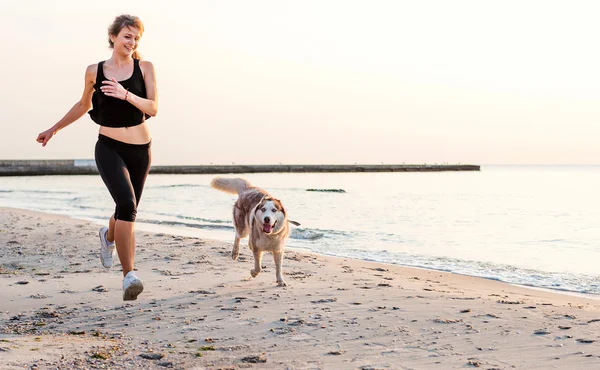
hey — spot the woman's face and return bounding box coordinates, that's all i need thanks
[111,26,141,56]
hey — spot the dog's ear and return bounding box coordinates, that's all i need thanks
[273,198,286,216]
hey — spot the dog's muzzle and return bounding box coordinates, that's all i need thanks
[262,220,276,233]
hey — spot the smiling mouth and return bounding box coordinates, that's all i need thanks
[262,221,277,233]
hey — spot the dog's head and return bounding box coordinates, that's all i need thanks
[254,196,287,234]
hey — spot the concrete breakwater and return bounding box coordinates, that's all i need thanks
[0,160,480,176]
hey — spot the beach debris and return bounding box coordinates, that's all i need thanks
[270,327,295,334]
[15,280,29,285]
[220,307,238,311]
[328,350,346,355]
[140,353,165,360]
[0,267,17,275]
[68,330,86,335]
[29,293,49,299]
[92,285,107,292]
[587,319,600,323]
[460,309,471,313]
[36,309,59,319]
[433,318,462,324]
[158,362,174,368]
[481,313,500,319]
[467,358,482,367]
[158,269,177,276]
[306,188,346,193]
[534,330,551,335]
[576,339,596,343]
[372,267,388,272]
[311,298,337,304]
[451,296,478,300]
[497,300,523,304]
[240,353,267,363]
[187,259,210,265]
[90,352,109,360]
[285,270,312,279]
[558,326,572,330]
[286,318,305,326]
[189,289,216,294]
[378,283,392,287]
[199,345,216,351]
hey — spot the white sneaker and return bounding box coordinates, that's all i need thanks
[99,227,116,268]
[123,271,144,301]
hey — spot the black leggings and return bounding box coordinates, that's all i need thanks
[95,134,151,222]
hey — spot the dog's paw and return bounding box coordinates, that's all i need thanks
[277,280,287,287]
[250,268,260,277]
[232,251,239,260]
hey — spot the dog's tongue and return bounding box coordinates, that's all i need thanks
[263,224,273,233]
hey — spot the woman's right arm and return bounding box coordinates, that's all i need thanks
[36,64,97,147]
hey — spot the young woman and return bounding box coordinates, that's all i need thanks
[36,14,158,301]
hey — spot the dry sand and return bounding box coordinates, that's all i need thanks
[1,207,599,369]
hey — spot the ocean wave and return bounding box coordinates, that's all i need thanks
[311,248,600,296]
[71,205,96,210]
[151,212,231,225]
[151,184,202,189]
[146,216,328,241]
[2,189,73,195]
[174,215,231,224]
[290,229,324,240]
[136,218,235,231]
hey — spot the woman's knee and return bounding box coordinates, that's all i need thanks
[115,200,137,222]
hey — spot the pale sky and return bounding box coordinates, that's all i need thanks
[1,0,600,165]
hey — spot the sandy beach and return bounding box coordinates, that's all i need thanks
[1,207,599,369]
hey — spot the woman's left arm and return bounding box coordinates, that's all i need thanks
[101,60,158,117]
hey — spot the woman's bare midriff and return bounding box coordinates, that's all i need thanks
[99,122,151,144]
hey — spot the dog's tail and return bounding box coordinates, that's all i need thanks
[210,177,252,195]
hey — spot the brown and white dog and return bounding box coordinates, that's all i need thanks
[210,177,299,286]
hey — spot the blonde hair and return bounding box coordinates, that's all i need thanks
[108,14,145,60]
